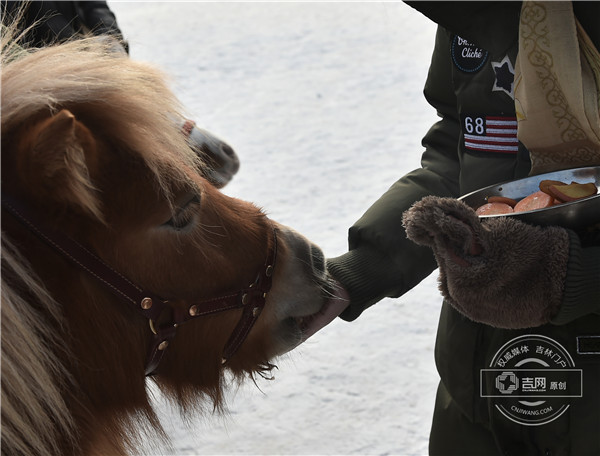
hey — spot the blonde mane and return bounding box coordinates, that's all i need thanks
[1,236,76,455]
[1,25,205,455]
[1,26,203,198]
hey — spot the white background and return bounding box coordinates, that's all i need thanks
[109,2,441,455]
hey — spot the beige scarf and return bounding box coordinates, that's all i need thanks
[514,1,600,175]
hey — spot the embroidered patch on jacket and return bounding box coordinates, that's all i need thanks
[451,35,489,73]
[462,114,518,154]
[491,55,515,99]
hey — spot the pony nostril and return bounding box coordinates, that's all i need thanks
[310,245,326,275]
[280,228,326,277]
[222,144,240,173]
[222,143,236,158]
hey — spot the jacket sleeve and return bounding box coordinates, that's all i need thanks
[76,1,123,37]
[553,232,600,324]
[327,27,461,321]
[2,1,79,45]
[76,1,128,52]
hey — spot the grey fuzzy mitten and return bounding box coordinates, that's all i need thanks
[402,196,571,328]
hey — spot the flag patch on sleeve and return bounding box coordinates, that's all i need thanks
[461,115,518,154]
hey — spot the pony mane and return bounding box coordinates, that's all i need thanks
[1,23,203,201]
[1,23,208,454]
[1,236,77,455]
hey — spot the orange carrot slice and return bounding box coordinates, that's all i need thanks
[513,190,554,213]
[487,196,518,207]
[475,202,514,216]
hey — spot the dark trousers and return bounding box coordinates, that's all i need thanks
[429,382,500,456]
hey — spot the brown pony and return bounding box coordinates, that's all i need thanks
[1,29,335,455]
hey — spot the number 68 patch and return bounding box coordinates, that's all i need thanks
[461,114,518,154]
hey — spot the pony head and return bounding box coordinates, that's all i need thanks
[1,28,340,455]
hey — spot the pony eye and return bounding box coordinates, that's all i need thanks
[164,193,201,231]
[167,212,193,231]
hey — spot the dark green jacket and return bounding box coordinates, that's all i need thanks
[327,2,600,454]
[1,1,128,52]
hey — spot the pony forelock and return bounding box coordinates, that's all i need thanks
[1,25,203,203]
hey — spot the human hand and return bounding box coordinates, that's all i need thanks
[402,196,571,328]
[302,280,350,341]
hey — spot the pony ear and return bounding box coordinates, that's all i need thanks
[17,109,104,221]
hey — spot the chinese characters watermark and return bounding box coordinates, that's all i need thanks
[480,335,582,426]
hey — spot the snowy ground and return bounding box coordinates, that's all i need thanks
[109,2,441,455]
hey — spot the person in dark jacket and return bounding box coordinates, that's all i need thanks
[2,1,128,52]
[1,0,239,188]
[326,2,600,455]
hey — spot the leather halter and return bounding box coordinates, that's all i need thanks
[1,194,277,376]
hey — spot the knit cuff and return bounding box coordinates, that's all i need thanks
[327,246,401,322]
[552,230,600,325]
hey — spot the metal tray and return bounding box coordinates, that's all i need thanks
[459,166,600,229]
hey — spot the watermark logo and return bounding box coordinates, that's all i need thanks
[480,334,582,426]
[495,371,519,394]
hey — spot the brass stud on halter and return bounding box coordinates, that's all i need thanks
[141,297,153,310]
[2,192,279,376]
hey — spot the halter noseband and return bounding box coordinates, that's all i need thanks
[1,194,277,376]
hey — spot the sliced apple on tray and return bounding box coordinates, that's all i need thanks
[544,181,598,202]
[474,180,598,216]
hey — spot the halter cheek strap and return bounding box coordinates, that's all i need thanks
[1,194,277,376]
[144,233,276,375]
